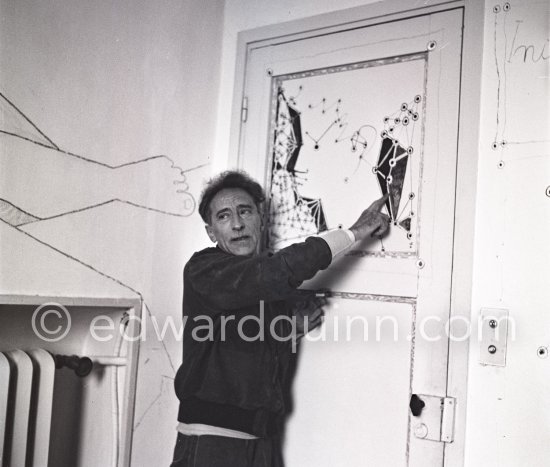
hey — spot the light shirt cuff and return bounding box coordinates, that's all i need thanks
[177,422,258,439]
[317,228,356,258]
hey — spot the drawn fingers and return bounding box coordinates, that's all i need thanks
[173,178,189,194]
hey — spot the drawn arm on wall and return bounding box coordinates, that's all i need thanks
[0,91,204,224]
[0,88,209,433]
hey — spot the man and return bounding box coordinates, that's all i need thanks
[172,170,389,467]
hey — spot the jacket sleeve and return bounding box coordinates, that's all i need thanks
[185,237,332,311]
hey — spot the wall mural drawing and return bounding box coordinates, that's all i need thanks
[490,1,550,155]
[0,89,209,437]
[0,91,59,150]
[267,55,426,256]
[269,89,328,249]
[0,198,39,227]
[376,95,422,246]
[0,91,200,223]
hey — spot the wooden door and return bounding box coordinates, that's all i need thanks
[237,9,463,466]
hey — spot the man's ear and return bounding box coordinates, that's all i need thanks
[205,224,217,243]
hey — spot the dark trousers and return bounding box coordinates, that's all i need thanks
[170,432,284,467]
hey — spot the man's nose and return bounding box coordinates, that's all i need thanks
[231,216,244,230]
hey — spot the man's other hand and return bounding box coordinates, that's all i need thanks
[349,194,391,242]
[293,296,327,338]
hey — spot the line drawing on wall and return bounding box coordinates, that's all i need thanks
[0,90,209,434]
[267,56,425,256]
[1,91,202,220]
[374,95,422,249]
[490,1,550,153]
[268,88,328,250]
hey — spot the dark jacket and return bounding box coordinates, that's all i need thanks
[174,236,332,437]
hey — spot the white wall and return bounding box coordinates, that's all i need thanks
[0,1,224,466]
[463,1,550,465]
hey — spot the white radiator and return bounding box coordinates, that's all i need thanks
[0,349,54,467]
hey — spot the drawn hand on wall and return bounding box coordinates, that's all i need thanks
[0,91,198,224]
[112,155,195,216]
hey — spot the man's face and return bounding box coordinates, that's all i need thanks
[205,188,262,256]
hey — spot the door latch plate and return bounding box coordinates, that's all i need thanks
[410,394,456,443]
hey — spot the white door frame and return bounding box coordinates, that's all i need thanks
[228,1,485,465]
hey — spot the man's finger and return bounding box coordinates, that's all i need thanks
[368,193,390,212]
[372,216,390,237]
[310,308,323,320]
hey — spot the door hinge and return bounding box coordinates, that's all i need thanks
[241,96,248,123]
[410,394,456,443]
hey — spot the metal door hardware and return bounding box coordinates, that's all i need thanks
[241,96,249,123]
[409,394,426,416]
[479,308,510,366]
[409,394,456,443]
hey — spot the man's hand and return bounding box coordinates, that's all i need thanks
[349,194,391,242]
[292,296,327,338]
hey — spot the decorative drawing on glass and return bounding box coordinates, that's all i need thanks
[267,56,426,256]
[268,89,328,249]
[374,95,422,249]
